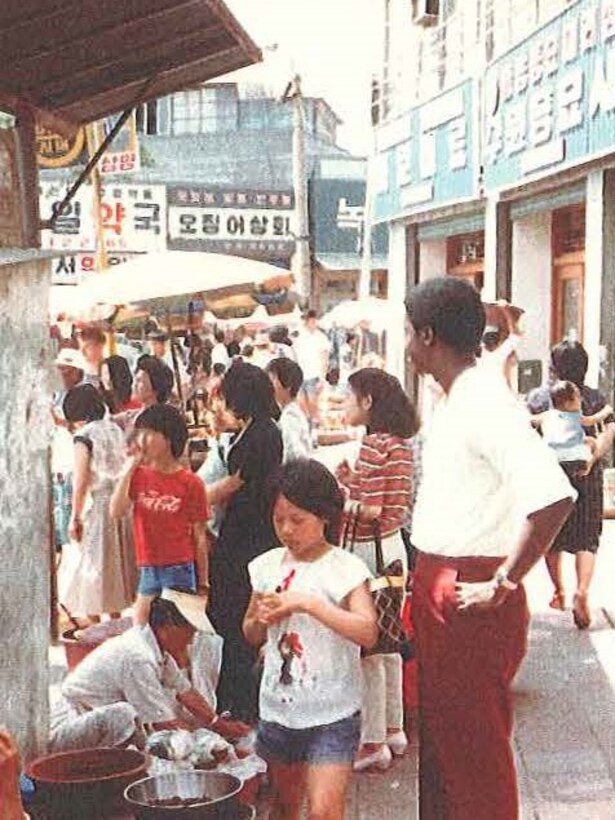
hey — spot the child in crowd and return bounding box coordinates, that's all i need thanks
[110,404,209,625]
[243,460,377,820]
[266,358,312,462]
[540,380,597,475]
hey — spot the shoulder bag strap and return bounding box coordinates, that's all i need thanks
[342,503,360,553]
[372,518,385,575]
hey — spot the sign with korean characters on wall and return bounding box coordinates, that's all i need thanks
[373,79,477,223]
[484,0,615,191]
[40,182,166,253]
[50,252,140,285]
[168,187,296,258]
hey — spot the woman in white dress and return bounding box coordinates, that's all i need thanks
[62,384,134,623]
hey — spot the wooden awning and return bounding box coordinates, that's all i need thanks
[0,0,261,130]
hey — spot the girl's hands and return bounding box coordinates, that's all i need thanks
[254,591,311,625]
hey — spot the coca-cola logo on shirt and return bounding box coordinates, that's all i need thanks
[137,489,182,514]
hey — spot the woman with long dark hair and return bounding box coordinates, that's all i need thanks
[528,340,615,628]
[100,355,140,414]
[62,384,134,624]
[336,368,419,771]
[207,362,283,721]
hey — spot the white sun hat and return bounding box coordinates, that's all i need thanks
[160,588,215,634]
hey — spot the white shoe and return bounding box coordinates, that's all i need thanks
[353,744,393,772]
[386,730,408,757]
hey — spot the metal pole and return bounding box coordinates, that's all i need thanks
[291,76,311,302]
[358,132,375,300]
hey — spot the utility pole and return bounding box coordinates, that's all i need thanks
[284,75,311,302]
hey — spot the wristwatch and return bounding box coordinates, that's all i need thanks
[494,568,519,591]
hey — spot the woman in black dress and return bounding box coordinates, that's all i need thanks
[208,362,283,720]
[528,341,615,628]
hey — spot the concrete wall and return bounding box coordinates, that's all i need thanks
[419,239,447,281]
[0,260,51,758]
[511,211,552,375]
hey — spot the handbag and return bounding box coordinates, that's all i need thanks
[343,511,413,659]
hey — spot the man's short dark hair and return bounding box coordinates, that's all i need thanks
[135,404,188,458]
[305,309,318,321]
[266,357,304,398]
[406,277,486,356]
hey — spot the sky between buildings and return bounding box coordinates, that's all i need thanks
[224,0,384,156]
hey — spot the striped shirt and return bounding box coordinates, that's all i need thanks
[346,433,414,541]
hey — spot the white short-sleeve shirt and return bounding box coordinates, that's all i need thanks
[249,547,371,729]
[61,625,191,724]
[411,366,576,558]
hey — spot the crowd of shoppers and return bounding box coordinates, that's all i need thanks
[41,285,612,820]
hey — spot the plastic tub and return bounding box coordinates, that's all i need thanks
[26,746,148,819]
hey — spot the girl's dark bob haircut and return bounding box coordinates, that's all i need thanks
[271,458,344,544]
[63,383,106,423]
[135,403,188,459]
[136,355,174,404]
[348,368,419,439]
[221,361,280,421]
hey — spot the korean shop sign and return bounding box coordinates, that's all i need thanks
[373,79,477,223]
[484,0,615,191]
[39,182,166,252]
[168,187,296,257]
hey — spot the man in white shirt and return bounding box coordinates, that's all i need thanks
[50,590,248,752]
[294,310,331,426]
[266,357,312,462]
[405,277,574,820]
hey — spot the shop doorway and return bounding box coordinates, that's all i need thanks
[446,232,485,291]
[551,205,585,345]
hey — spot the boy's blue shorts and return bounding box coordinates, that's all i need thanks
[137,562,197,595]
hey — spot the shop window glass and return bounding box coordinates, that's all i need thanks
[562,278,582,342]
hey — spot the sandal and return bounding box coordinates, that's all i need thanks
[572,593,591,630]
[549,590,566,611]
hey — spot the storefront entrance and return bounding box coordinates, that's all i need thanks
[551,205,585,345]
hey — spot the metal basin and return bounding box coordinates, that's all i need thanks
[124,771,243,818]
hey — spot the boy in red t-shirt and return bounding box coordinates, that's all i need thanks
[110,404,209,624]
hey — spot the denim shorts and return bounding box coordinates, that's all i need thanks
[256,711,361,765]
[137,562,197,595]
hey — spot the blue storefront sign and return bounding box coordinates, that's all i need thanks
[484,0,615,192]
[373,79,478,223]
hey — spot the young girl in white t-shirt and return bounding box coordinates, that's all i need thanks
[243,459,377,820]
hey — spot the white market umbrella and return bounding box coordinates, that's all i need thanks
[320,297,404,334]
[75,251,293,307]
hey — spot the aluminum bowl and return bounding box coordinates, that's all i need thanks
[124,770,243,818]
